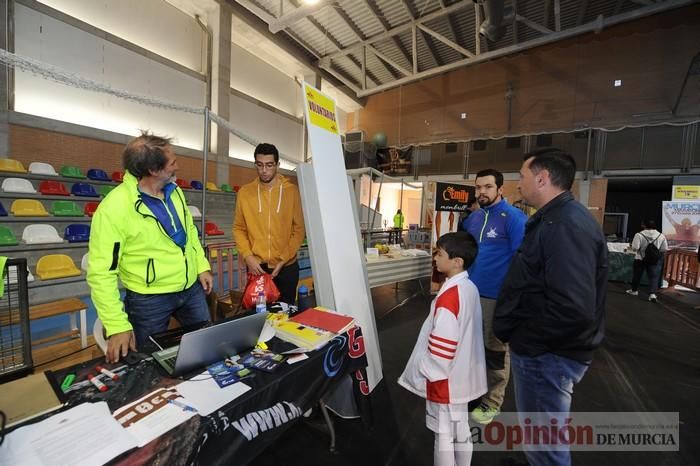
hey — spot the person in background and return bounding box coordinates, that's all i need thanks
[625,219,668,302]
[233,143,305,305]
[461,169,527,425]
[494,148,607,466]
[399,231,487,466]
[88,131,213,363]
[392,208,406,244]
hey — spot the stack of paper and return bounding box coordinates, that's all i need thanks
[273,319,336,351]
[289,307,355,334]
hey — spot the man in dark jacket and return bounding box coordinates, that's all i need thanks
[494,148,607,466]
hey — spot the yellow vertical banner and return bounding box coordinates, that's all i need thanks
[304,83,339,135]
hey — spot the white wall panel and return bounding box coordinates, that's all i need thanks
[14,4,205,149]
[230,43,303,118]
[37,0,204,71]
[228,93,303,163]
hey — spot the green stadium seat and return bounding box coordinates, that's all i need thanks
[51,200,83,217]
[220,184,233,192]
[60,165,86,179]
[0,225,19,246]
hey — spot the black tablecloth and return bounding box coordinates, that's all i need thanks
[51,326,370,466]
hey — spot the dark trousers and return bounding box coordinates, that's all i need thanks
[631,258,662,293]
[261,261,299,306]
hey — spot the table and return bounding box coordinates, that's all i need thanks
[366,254,432,288]
[49,327,370,465]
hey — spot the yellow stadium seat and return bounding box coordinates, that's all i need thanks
[298,277,314,292]
[35,254,82,280]
[10,199,49,217]
[0,158,27,173]
[206,182,221,191]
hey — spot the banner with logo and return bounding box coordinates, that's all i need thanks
[430,182,475,291]
[662,201,700,250]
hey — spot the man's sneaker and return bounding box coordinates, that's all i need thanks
[471,403,500,424]
[625,289,639,296]
[649,293,657,302]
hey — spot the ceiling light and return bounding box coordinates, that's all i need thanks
[460,113,467,119]
[613,79,622,87]
[302,0,321,5]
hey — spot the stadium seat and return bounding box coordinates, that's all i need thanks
[35,254,81,280]
[190,180,203,190]
[205,222,224,236]
[111,171,123,182]
[87,168,110,181]
[0,201,7,216]
[220,184,233,193]
[84,201,100,217]
[206,182,220,191]
[99,185,115,197]
[0,225,19,246]
[233,185,241,192]
[188,205,202,218]
[21,224,63,244]
[28,162,58,176]
[0,158,27,173]
[38,180,70,196]
[71,183,99,197]
[176,178,188,188]
[60,165,86,179]
[10,199,49,217]
[51,200,83,217]
[2,178,36,194]
[81,253,89,272]
[64,224,91,243]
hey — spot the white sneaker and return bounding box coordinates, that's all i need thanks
[649,293,657,302]
[625,290,638,296]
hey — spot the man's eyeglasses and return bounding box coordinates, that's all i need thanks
[254,162,278,169]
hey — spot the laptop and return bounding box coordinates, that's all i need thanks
[152,312,268,377]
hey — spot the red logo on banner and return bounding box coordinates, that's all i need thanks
[348,327,365,359]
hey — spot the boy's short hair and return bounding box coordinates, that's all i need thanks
[436,231,478,270]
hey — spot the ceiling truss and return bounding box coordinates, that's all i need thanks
[233,0,697,98]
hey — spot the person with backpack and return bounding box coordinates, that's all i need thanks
[626,219,669,302]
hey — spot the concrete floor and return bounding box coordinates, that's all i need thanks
[255,280,700,466]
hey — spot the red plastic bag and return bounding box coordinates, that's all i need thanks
[242,273,281,309]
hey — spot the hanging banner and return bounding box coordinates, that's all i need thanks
[434,182,475,212]
[662,201,700,250]
[430,182,475,291]
[672,186,700,201]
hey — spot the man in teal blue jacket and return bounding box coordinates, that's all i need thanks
[88,132,213,363]
[462,168,527,424]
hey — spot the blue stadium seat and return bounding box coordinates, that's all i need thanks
[190,180,203,190]
[71,183,99,197]
[0,201,7,216]
[87,168,110,181]
[64,224,91,243]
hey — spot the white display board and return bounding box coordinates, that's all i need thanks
[299,82,383,390]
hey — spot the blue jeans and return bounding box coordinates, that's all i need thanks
[511,351,590,466]
[124,282,210,347]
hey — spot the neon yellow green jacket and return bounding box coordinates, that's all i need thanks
[87,171,211,337]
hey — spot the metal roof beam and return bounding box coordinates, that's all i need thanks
[366,44,413,77]
[516,14,553,35]
[417,24,475,58]
[399,0,443,67]
[438,0,464,51]
[321,0,474,63]
[354,0,696,97]
[360,0,413,71]
[267,0,335,33]
[333,3,400,80]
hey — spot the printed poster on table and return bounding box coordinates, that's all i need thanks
[662,201,700,250]
[430,182,475,291]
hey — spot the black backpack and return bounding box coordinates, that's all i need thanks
[642,234,661,266]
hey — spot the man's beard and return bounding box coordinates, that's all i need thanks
[478,195,498,208]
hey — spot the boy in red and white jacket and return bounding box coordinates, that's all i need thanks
[399,231,487,466]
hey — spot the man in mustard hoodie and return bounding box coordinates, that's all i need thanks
[233,143,305,305]
[88,132,213,363]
